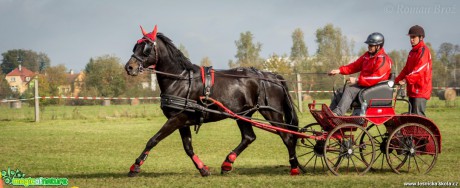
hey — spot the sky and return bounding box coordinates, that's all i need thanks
[0,0,459,72]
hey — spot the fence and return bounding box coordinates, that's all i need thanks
[2,76,458,121]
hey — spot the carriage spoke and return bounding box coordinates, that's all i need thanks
[414,143,429,150]
[354,129,365,144]
[414,150,436,155]
[415,155,432,166]
[325,147,341,153]
[358,150,374,158]
[393,136,410,149]
[413,154,421,173]
[372,136,383,144]
[327,152,346,163]
[321,157,326,171]
[297,144,315,149]
[347,157,351,174]
[375,125,384,137]
[375,152,382,161]
[303,154,316,167]
[407,155,411,173]
[414,136,423,146]
[380,153,386,170]
[350,155,360,173]
[352,153,368,165]
[334,158,342,172]
[305,138,316,146]
[390,152,405,163]
[388,146,409,152]
[314,155,318,171]
[297,150,315,158]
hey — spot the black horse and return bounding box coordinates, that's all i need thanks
[125,25,301,176]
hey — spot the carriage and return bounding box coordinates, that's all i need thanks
[124,25,441,177]
[295,80,440,175]
[201,77,441,176]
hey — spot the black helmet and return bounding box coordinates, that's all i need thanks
[364,32,385,46]
[408,25,425,37]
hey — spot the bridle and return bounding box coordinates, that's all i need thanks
[131,37,159,73]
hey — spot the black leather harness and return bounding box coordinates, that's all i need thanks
[160,67,285,134]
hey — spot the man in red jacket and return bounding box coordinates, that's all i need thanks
[329,32,392,116]
[395,25,432,116]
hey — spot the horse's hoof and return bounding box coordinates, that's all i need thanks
[290,167,301,176]
[128,164,141,177]
[128,171,139,177]
[199,165,211,177]
[221,161,233,175]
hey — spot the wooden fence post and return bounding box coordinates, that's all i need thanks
[296,73,303,113]
[34,79,39,122]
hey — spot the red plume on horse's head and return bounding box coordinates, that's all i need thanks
[138,25,158,43]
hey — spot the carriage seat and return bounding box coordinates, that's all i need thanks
[351,73,395,114]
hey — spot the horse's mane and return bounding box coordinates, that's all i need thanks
[157,33,197,71]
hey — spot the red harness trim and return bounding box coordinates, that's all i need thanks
[200,67,205,84]
[200,66,215,86]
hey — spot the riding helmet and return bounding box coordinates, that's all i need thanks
[408,25,425,37]
[364,32,385,46]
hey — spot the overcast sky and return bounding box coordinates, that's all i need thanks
[0,0,458,72]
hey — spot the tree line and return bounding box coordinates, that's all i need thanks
[1,24,459,102]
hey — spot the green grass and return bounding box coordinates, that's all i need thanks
[0,99,459,187]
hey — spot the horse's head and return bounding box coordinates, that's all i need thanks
[125,25,159,76]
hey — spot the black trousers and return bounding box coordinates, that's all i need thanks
[409,97,427,117]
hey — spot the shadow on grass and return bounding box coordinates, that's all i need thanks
[61,165,397,179]
[64,171,189,179]
[61,165,294,179]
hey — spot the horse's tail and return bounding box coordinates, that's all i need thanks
[278,75,299,129]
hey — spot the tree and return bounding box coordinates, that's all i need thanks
[0,73,13,99]
[263,53,292,74]
[437,42,459,86]
[315,24,353,73]
[388,49,408,75]
[1,49,50,74]
[290,28,309,72]
[83,55,125,97]
[200,57,212,67]
[178,44,190,59]
[228,31,263,69]
[21,64,68,105]
[44,65,68,95]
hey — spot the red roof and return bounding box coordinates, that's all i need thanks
[6,66,36,82]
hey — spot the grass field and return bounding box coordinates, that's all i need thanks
[0,99,459,187]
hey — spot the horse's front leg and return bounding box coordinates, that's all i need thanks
[179,127,210,176]
[128,116,185,177]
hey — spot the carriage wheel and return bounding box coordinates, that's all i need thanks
[385,123,438,174]
[296,123,327,173]
[324,123,375,175]
[360,123,391,171]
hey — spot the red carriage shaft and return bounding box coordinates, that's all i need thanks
[200,97,323,140]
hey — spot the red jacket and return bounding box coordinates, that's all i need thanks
[339,48,392,87]
[395,41,432,99]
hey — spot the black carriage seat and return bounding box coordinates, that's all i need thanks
[351,73,395,112]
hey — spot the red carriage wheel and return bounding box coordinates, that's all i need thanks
[324,123,375,175]
[296,123,327,173]
[385,123,438,174]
